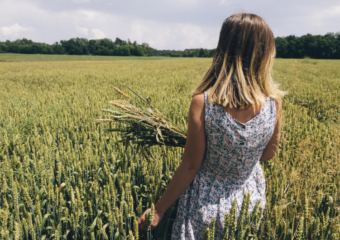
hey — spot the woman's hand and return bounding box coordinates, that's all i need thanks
[138,208,164,231]
[138,94,205,232]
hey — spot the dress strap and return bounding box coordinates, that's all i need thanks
[203,91,211,115]
[269,97,277,120]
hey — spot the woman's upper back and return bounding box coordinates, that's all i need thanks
[222,93,269,124]
[201,91,277,181]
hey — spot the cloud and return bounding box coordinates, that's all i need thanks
[129,19,218,50]
[218,0,234,6]
[76,24,89,35]
[91,28,106,39]
[72,0,89,3]
[311,5,340,22]
[1,23,28,38]
[164,0,198,5]
[0,0,340,49]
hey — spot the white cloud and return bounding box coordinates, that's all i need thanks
[1,23,27,37]
[129,20,218,50]
[177,23,217,49]
[0,0,340,49]
[311,5,340,22]
[72,0,90,3]
[78,10,100,21]
[164,0,197,5]
[91,28,106,39]
[76,24,89,35]
[218,0,234,6]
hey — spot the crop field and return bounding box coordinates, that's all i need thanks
[0,54,340,239]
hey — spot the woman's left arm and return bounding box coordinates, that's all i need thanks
[138,93,206,230]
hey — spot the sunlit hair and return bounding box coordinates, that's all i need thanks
[192,13,287,109]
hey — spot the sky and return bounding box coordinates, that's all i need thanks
[0,0,339,50]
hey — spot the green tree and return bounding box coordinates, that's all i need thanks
[52,42,64,54]
[275,37,288,58]
[198,48,205,57]
[115,45,130,56]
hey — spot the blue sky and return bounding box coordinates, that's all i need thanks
[0,0,339,50]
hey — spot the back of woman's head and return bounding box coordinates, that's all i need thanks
[193,13,286,108]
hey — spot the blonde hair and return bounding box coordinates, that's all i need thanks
[193,13,287,109]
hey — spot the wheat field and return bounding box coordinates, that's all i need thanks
[0,54,339,239]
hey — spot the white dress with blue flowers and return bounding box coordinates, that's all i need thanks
[171,91,276,239]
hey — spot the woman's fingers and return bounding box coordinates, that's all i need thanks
[138,219,144,230]
[138,208,162,231]
[138,212,146,230]
[151,213,160,230]
[138,220,144,230]
[138,215,144,225]
[138,210,147,227]
[140,222,145,230]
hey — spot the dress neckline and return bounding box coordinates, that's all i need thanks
[215,97,269,125]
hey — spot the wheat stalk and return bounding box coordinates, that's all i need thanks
[97,86,187,150]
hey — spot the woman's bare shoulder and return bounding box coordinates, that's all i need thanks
[274,98,282,115]
[191,93,205,106]
[189,93,205,120]
[275,98,282,108]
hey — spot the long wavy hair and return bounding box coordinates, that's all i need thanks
[192,13,286,109]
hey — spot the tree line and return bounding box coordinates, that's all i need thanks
[0,38,155,56]
[275,32,340,59]
[0,37,216,57]
[0,32,339,58]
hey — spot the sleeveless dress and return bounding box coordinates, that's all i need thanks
[171,92,276,240]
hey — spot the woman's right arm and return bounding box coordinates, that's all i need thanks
[260,99,282,161]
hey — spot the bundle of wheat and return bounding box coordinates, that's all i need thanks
[96,86,187,151]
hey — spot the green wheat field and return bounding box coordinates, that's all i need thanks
[0,53,340,239]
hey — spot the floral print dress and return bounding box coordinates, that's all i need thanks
[171,92,276,240]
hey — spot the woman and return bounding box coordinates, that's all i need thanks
[138,13,285,239]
